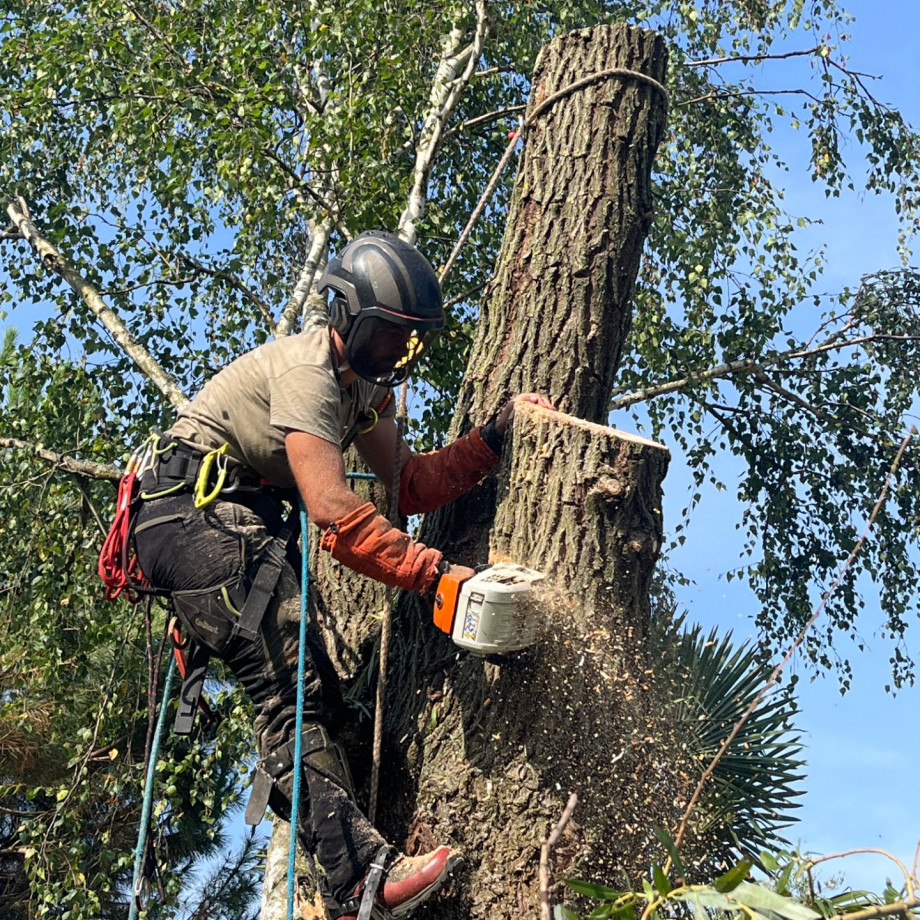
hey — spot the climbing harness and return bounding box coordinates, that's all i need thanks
[111,425,392,917]
[137,434,254,506]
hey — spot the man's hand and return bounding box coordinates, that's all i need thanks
[494,393,556,437]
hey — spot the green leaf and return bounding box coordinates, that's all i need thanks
[712,858,753,892]
[730,882,822,920]
[655,827,686,879]
[653,864,671,896]
[565,879,624,902]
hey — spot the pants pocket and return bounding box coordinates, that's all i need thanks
[172,582,246,656]
[134,493,247,592]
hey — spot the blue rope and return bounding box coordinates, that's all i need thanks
[128,652,177,920]
[287,473,371,917]
[287,497,310,920]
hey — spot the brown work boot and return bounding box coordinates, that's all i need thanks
[339,845,461,919]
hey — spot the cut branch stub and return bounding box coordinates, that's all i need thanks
[492,402,669,633]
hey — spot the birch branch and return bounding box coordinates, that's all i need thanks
[178,253,277,332]
[398,0,489,245]
[275,215,335,337]
[274,18,340,335]
[0,437,122,482]
[609,333,920,410]
[5,198,188,409]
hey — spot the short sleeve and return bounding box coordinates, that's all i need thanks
[269,364,343,445]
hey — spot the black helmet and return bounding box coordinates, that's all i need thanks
[318,230,445,387]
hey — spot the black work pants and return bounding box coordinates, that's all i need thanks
[134,490,384,906]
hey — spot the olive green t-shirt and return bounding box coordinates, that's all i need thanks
[168,318,393,488]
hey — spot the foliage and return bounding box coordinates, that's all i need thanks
[559,845,920,920]
[1,0,920,916]
[0,334,261,918]
[651,614,804,865]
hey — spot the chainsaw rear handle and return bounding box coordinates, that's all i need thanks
[432,568,475,635]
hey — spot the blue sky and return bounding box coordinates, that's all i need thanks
[666,0,920,891]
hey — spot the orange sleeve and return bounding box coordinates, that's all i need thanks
[320,501,443,594]
[398,426,500,516]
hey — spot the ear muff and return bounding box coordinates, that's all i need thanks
[330,295,353,336]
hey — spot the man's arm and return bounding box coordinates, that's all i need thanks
[285,429,366,528]
[353,393,556,517]
[285,429,472,592]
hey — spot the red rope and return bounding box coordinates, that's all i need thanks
[98,470,148,602]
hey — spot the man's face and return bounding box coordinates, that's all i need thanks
[348,318,415,379]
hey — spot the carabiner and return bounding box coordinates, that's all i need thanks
[194,443,229,509]
[356,407,378,435]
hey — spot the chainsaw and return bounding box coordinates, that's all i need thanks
[432,563,546,655]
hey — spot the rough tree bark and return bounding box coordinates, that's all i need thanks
[376,23,673,919]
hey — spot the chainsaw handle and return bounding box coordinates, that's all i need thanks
[432,566,476,635]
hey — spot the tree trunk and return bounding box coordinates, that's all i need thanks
[274,21,671,920]
[375,23,672,919]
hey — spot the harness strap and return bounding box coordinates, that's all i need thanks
[335,845,393,920]
[173,642,211,736]
[357,845,392,920]
[233,511,298,642]
[245,723,355,826]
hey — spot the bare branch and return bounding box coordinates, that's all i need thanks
[440,124,522,284]
[5,198,188,409]
[829,900,920,920]
[540,793,578,920]
[805,848,917,901]
[688,45,825,67]
[0,437,122,482]
[178,253,277,332]
[275,216,335,337]
[69,472,110,536]
[610,333,920,410]
[678,86,825,107]
[672,429,915,850]
[398,1,489,245]
[443,103,527,141]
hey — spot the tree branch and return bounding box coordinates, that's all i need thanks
[398,0,489,244]
[0,437,122,482]
[540,793,578,920]
[178,253,277,332]
[609,333,920,410]
[443,103,528,141]
[5,198,188,408]
[688,45,825,67]
[275,215,335,337]
[672,428,915,850]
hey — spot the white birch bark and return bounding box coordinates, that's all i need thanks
[398,1,489,245]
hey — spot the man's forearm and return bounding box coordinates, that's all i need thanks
[398,426,501,516]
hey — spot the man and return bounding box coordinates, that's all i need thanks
[132,230,553,919]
